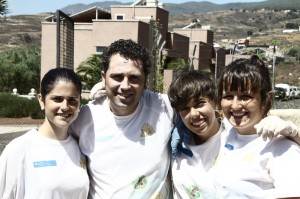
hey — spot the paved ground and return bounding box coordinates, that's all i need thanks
[0,131,27,155]
[0,125,40,155]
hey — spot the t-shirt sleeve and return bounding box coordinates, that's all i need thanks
[0,140,25,198]
[69,104,96,156]
[269,138,300,197]
[161,93,175,123]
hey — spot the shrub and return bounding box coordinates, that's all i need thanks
[0,93,29,118]
[0,93,90,119]
[283,60,294,65]
[80,98,90,105]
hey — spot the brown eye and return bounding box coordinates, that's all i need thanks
[111,75,123,82]
[52,96,64,103]
[129,76,141,84]
[179,107,190,115]
[222,94,233,100]
[240,95,253,101]
[196,100,206,108]
[67,97,79,106]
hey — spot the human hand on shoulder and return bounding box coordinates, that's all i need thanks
[255,115,299,141]
[90,82,106,99]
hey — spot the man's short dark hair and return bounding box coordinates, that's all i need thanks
[102,39,151,78]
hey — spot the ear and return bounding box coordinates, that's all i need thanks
[268,90,274,99]
[38,94,45,110]
[215,110,224,119]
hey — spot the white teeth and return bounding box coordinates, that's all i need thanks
[192,121,202,126]
[231,112,246,117]
[58,113,70,117]
[191,118,205,126]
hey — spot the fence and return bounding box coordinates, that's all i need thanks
[0,117,43,154]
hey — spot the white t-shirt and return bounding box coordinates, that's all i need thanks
[70,90,174,199]
[210,127,300,199]
[171,124,224,199]
[0,129,89,199]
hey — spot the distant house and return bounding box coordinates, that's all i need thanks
[172,28,217,70]
[237,38,249,47]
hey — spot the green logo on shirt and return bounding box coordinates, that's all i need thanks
[132,175,147,189]
[187,185,201,199]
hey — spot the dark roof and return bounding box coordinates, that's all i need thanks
[70,6,111,22]
[45,6,111,23]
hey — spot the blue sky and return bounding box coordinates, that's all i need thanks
[8,0,265,16]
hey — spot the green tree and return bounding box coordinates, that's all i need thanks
[0,46,40,94]
[166,58,189,71]
[287,47,300,61]
[76,54,102,90]
[0,0,8,16]
[285,22,299,29]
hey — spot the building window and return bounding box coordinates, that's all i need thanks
[96,46,105,54]
[116,14,124,20]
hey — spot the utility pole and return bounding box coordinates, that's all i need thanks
[215,50,218,83]
[272,45,276,91]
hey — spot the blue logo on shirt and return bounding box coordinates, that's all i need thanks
[33,160,57,168]
[225,143,234,150]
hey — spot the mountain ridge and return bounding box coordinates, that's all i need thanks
[60,0,300,16]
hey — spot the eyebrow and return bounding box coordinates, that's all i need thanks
[49,95,79,99]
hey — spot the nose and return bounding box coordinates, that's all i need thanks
[61,99,69,111]
[189,107,199,119]
[231,96,242,110]
[120,77,131,90]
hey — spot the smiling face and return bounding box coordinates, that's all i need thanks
[221,89,264,135]
[179,97,220,144]
[39,80,80,129]
[102,53,146,116]
[218,57,273,135]
[168,70,220,144]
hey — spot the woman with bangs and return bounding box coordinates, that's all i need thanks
[210,55,300,198]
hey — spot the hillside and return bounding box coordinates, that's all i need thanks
[169,9,300,44]
[1,2,300,85]
[0,14,47,50]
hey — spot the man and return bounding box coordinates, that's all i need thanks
[70,39,174,199]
